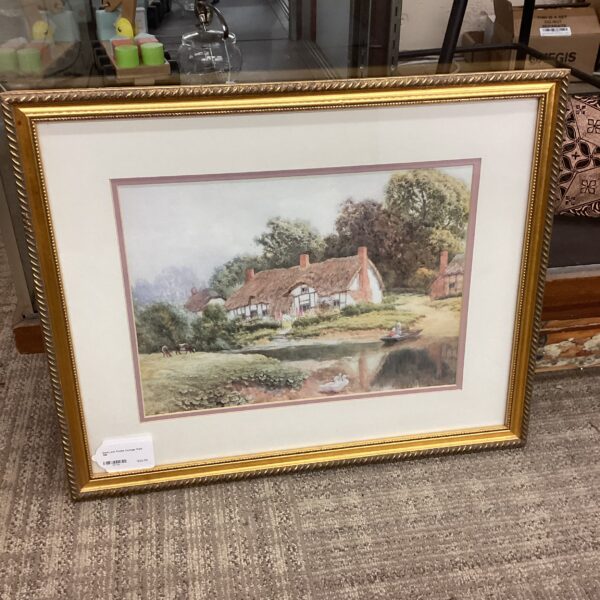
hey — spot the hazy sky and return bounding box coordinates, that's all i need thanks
[118,165,473,286]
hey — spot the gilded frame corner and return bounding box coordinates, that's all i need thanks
[1,69,569,499]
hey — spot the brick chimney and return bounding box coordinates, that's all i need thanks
[439,250,449,275]
[357,246,372,302]
[299,254,310,269]
[245,268,255,283]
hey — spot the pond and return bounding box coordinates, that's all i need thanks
[239,336,459,394]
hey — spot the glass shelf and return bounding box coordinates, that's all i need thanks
[0,0,563,91]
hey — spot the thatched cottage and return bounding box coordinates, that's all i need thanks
[225,247,384,320]
[184,288,225,315]
[430,251,465,300]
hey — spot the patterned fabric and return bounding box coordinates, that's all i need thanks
[557,94,600,217]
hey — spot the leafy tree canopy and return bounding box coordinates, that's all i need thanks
[210,218,327,297]
[324,199,402,287]
[135,302,189,353]
[255,217,325,269]
[384,169,470,238]
[209,170,470,297]
[210,254,264,298]
[384,170,470,282]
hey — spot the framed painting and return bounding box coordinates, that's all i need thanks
[1,70,568,498]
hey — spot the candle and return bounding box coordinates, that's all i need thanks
[17,48,42,74]
[140,42,164,66]
[114,44,139,68]
[0,48,18,74]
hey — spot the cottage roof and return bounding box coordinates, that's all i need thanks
[225,255,383,314]
[184,288,222,313]
[443,253,465,276]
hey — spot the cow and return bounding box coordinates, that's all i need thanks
[177,343,196,354]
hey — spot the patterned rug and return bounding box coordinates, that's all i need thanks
[1,235,599,600]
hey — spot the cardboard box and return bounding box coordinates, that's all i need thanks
[493,0,600,74]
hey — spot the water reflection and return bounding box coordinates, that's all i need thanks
[243,337,458,394]
[373,345,456,390]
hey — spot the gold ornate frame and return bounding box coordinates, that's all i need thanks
[1,70,569,499]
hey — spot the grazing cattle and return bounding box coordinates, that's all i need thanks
[161,345,172,358]
[178,343,196,354]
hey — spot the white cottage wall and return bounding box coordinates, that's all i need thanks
[368,267,384,303]
[290,285,318,314]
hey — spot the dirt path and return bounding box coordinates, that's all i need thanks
[394,295,462,338]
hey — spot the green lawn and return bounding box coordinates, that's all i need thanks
[289,308,420,339]
[140,352,306,415]
[235,327,282,346]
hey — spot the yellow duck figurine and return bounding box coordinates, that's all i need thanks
[32,20,55,42]
[115,17,135,39]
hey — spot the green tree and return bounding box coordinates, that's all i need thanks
[209,218,326,297]
[255,217,325,269]
[324,199,402,287]
[210,254,263,298]
[385,170,469,234]
[191,304,239,352]
[384,169,470,276]
[135,302,189,353]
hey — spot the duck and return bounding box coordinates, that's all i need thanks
[32,20,54,42]
[319,373,349,394]
[114,17,135,39]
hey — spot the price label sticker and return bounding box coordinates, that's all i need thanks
[539,26,572,37]
[92,433,155,473]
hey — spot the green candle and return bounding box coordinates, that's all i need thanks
[0,48,18,73]
[17,48,42,74]
[141,42,164,66]
[114,44,139,68]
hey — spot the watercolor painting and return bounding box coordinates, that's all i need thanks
[114,162,478,418]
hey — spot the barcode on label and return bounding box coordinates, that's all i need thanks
[93,434,155,473]
[539,26,572,37]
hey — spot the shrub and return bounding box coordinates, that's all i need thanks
[191,304,239,352]
[135,302,189,353]
[341,304,360,317]
[292,312,337,328]
[341,303,389,317]
[408,267,437,293]
[239,319,280,333]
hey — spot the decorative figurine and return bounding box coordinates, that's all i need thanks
[102,0,137,33]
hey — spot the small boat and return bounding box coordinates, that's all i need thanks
[319,374,350,394]
[380,329,422,344]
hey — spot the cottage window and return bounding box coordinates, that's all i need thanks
[300,286,309,294]
[333,299,340,308]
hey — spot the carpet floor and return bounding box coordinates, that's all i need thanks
[0,235,599,600]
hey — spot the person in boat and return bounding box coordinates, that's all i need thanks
[389,322,403,337]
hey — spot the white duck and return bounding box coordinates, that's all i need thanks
[319,373,350,394]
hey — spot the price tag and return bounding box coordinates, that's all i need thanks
[539,26,572,37]
[92,433,155,473]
